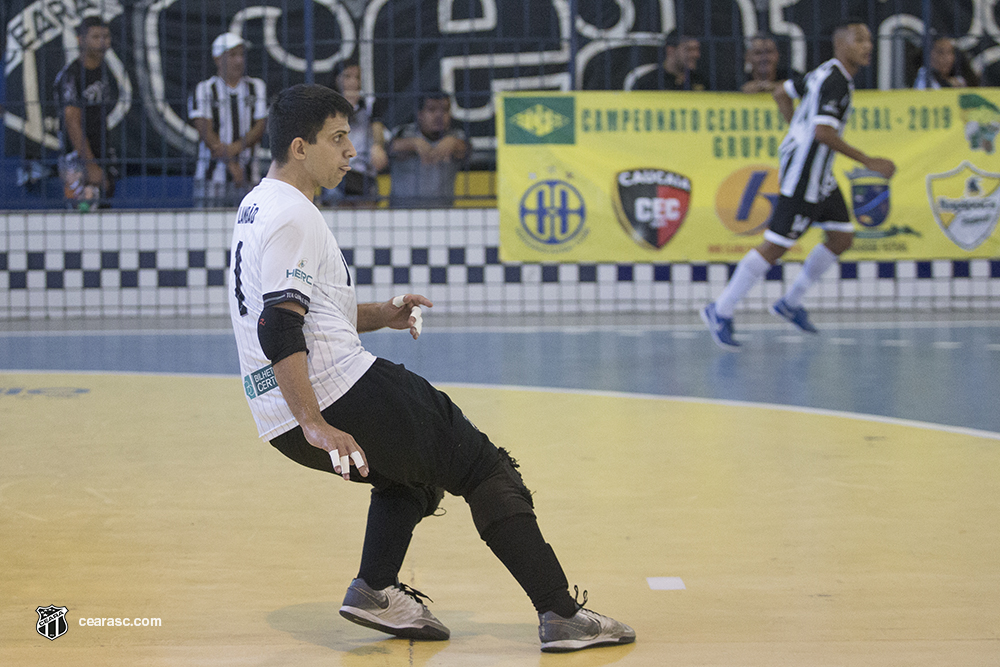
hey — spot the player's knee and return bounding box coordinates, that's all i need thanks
[826,232,853,255]
[465,447,535,539]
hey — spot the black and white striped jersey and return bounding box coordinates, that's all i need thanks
[188,75,267,184]
[778,58,854,203]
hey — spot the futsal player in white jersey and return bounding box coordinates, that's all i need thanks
[228,84,634,652]
[702,20,896,349]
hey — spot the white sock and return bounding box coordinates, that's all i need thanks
[714,249,771,318]
[783,243,838,307]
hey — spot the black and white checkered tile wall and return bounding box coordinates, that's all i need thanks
[2,209,999,318]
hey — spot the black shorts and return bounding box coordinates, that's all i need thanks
[269,358,502,497]
[765,188,852,247]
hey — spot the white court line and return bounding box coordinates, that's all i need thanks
[647,577,686,590]
[436,382,1000,442]
[3,370,998,442]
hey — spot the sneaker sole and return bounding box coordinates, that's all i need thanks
[339,607,450,641]
[700,307,740,351]
[541,635,636,653]
[768,304,818,334]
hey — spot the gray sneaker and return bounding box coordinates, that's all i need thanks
[339,578,450,640]
[538,590,635,653]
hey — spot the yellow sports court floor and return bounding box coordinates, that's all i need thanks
[2,313,999,665]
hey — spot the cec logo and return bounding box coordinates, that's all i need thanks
[613,169,692,249]
[504,97,575,144]
[714,165,779,236]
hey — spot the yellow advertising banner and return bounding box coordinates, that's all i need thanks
[497,89,1000,262]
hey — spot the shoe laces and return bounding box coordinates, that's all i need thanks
[395,582,434,606]
[571,585,589,611]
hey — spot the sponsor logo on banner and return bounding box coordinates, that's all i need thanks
[36,605,69,640]
[517,179,588,252]
[504,97,575,144]
[613,169,691,249]
[926,160,1000,251]
[959,94,1000,155]
[714,165,779,236]
[846,167,891,228]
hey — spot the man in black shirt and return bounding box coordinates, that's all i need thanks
[631,33,706,91]
[54,16,119,209]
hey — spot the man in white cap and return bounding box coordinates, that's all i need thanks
[188,33,267,207]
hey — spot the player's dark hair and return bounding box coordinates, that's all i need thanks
[418,90,450,111]
[832,16,867,37]
[76,15,109,37]
[267,84,354,164]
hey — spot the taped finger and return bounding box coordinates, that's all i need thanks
[329,449,340,471]
[350,450,365,468]
[412,306,423,337]
[392,295,405,308]
[340,454,350,477]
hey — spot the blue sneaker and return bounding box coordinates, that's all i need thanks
[770,298,818,333]
[701,303,740,349]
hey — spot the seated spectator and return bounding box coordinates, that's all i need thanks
[914,35,973,89]
[741,34,795,94]
[55,16,119,210]
[188,33,267,208]
[320,58,388,207]
[631,33,706,91]
[387,92,469,208]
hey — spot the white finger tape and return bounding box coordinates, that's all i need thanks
[350,450,364,468]
[340,454,350,475]
[392,295,405,308]
[412,306,423,336]
[329,449,340,471]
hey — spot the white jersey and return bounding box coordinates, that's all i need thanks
[228,178,376,439]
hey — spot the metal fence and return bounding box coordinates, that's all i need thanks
[1,0,993,210]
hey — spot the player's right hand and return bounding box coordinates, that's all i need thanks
[302,422,369,481]
[867,157,896,179]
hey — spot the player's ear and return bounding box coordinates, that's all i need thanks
[288,137,308,161]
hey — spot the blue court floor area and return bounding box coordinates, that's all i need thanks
[2,310,998,437]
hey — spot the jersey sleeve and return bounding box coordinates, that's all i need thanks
[814,72,851,129]
[784,73,806,99]
[259,202,324,312]
[252,78,268,120]
[188,79,212,120]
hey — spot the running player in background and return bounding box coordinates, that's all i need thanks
[702,19,896,350]
[228,84,635,652]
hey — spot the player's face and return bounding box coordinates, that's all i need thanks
[305,113,357,189]
[841,24,873,69]
[929,38,956,76]
[80,26,111,60]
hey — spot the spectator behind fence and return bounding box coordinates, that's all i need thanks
[631,33,706,91]
[741,34,798,94]
[55,16,119,210]
[188,33,267,208]
[320,58,388,207]
[914,35,973,89]
[387,92,469,208]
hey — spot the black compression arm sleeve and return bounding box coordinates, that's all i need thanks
[257,306,308,364]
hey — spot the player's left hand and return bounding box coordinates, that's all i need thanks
[387,294,433,339]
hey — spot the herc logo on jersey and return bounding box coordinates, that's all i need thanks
[613,169,691,249]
